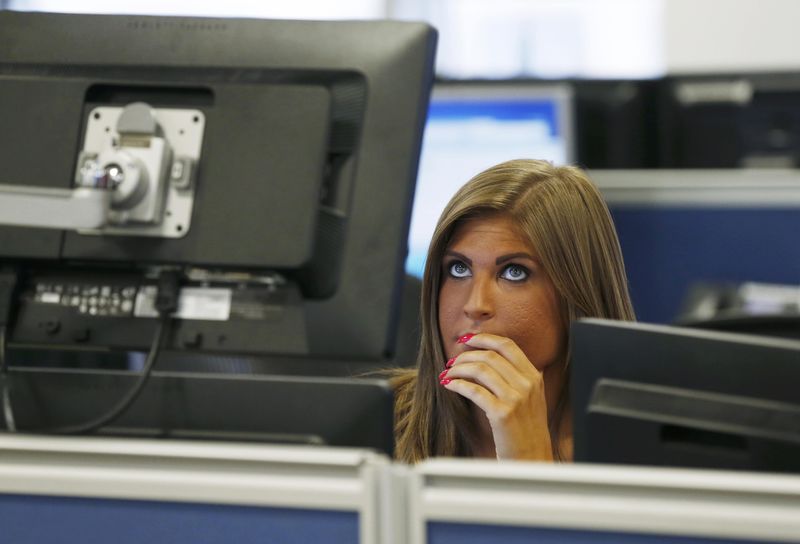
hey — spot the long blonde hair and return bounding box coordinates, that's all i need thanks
[393,159,635,463]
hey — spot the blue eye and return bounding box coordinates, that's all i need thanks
[500,264,529,282]
[448,260,471,278]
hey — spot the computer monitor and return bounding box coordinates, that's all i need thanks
[0,11,436,449]
[405,81,574,277]
[572,79,660,169]
[571,318,800,474]
[657,73,800,168]
[0,11,436,361]
[1,367,396,455]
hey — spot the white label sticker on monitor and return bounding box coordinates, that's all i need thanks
[134,286,232,321]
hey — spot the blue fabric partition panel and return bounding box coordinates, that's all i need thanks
[0,493,359,544]
[610,207,800,323]
[429,522,785,544]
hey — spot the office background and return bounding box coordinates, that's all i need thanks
[5,0,799,325]
[8,0,800,76]
[1,3,799,543]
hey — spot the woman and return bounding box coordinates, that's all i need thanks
[393,159,634,463]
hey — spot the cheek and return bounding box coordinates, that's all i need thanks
[503,296,565,370]
[437,282,461,334]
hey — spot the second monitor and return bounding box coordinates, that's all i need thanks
[571,318,800,475]
[406,81,574,277]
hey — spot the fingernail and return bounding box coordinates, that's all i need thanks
[440,378,452,386]
[445,357,456,368]
[457,333,475,344]
[438,369,448,380]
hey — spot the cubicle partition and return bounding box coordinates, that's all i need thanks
[592,169,800,323]
[3,436,800,543]
[408,459,800,544]
[0,434,391,544]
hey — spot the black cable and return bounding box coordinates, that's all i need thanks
[51,314,168,435]
[47,269,181,436]
[0,267,19,433]
[1,325,16,432]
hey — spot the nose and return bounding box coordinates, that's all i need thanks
[463,274,495,321]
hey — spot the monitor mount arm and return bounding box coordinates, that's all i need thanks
[0,102,202,238]
[0,184,111,230]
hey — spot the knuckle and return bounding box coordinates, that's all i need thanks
[486,350,502,363]
[493,404,513,422]
[507,390,523,405]
[498,337,515,351]
[474,365,492,382]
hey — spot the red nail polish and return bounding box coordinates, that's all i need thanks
[438,369,448,380]
[440,378,452,386]
[457,333,475,344]
[445,357,456,368]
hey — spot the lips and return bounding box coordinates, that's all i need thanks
[456,332,476,343]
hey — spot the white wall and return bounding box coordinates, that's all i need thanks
[395,0,665,79]
[399,0,800,77]
[665,0,800,74]
[10,0,800,76]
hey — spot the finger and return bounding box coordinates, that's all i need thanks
[448,354,537,406]
[443,360,515,400]
[442,377,504,420]
[451,349,521,386]
[462,333,537,374]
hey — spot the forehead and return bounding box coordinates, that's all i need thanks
[448,214,530,250]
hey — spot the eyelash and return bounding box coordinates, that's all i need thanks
[447,260,470,279]
[500,263,530,282]
[445,260,531,282]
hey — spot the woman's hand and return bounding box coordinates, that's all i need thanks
[441,333,553,461]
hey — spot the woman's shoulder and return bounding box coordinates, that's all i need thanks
[386,368,417,404]
[387,366,418,389]
[363,366,417,404]
[386,367,418,418]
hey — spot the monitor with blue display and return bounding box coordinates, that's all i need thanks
[405,82,574,277]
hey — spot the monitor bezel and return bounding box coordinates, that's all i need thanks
[571,318,800,474]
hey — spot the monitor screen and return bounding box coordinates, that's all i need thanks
[0,11,436,361]
[405,82,574,277]
[571,318,800,474]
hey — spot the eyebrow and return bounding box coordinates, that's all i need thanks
[495,252,537,265]
[444,250,471,265]
[444,250,537,266]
